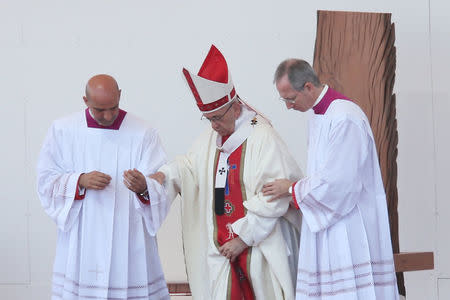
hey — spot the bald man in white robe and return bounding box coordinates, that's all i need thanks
[37,74,170,300]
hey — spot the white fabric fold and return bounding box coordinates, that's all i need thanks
[134,177,170,237]
[295,116,367,233]
[37,122,84,232]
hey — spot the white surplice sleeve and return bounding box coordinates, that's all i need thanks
[294,117,370,233]
[157,129,203,203]
[36,122,83,232]
[133,128,170,236]
[232,124,302,246]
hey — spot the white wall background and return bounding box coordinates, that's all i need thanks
[0,0,448,299]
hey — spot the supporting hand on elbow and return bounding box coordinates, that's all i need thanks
[149,171,166,185]
[262,178,293,201]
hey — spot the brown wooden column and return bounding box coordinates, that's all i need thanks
[312,10,405,295]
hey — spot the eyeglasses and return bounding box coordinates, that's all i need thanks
[201,102,234,122]
[278,82,306,104]
[279,96,297,104]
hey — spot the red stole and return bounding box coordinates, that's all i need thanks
[313,87,351,115]
[214,141,255,300]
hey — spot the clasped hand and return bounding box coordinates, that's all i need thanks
[123,168,147,194]
[218,237,248,262]
[79,171,111,190]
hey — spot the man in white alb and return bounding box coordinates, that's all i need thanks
[150,45,302,300]
[37,74,170,299]
[263,59,399,299]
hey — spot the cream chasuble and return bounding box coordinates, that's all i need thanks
[159,106,302,300]
[37,111,170,300]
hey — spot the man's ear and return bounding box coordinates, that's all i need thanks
[303,82,314,92]
[83,96,89,105]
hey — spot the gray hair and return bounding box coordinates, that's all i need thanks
[274,59,321,91]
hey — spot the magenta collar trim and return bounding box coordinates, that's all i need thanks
[85,108,127,130]
[313,88,351,115]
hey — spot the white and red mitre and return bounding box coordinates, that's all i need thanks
[183,45,237,113]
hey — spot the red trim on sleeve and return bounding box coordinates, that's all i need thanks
[291,182,300,210]
[137,193,150,205]
[74,175,86,200]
